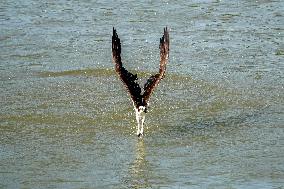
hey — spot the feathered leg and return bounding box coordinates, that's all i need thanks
[140,115,145,137]
[135,110,141,136]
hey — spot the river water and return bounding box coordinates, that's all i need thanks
[1,0,283,188]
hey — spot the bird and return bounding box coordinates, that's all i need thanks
[112,27,169,137]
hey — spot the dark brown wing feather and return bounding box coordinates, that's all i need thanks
[112,28,142,108]
[143,27,169,105]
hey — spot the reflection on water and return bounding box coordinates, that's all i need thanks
[1,0,284,188]
[127,140,150,188]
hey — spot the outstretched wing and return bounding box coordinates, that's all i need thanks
[112,28,142,108]
[143,27,169,104]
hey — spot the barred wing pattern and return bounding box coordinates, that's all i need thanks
[112,27,169,109]
[112,28,143,108]
[142,27,169,104]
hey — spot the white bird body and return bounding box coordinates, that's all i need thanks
[135,106,146,137]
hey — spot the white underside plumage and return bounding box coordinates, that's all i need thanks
[134,106,146,137]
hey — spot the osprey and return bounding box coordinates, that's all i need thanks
[112,27,169,137]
